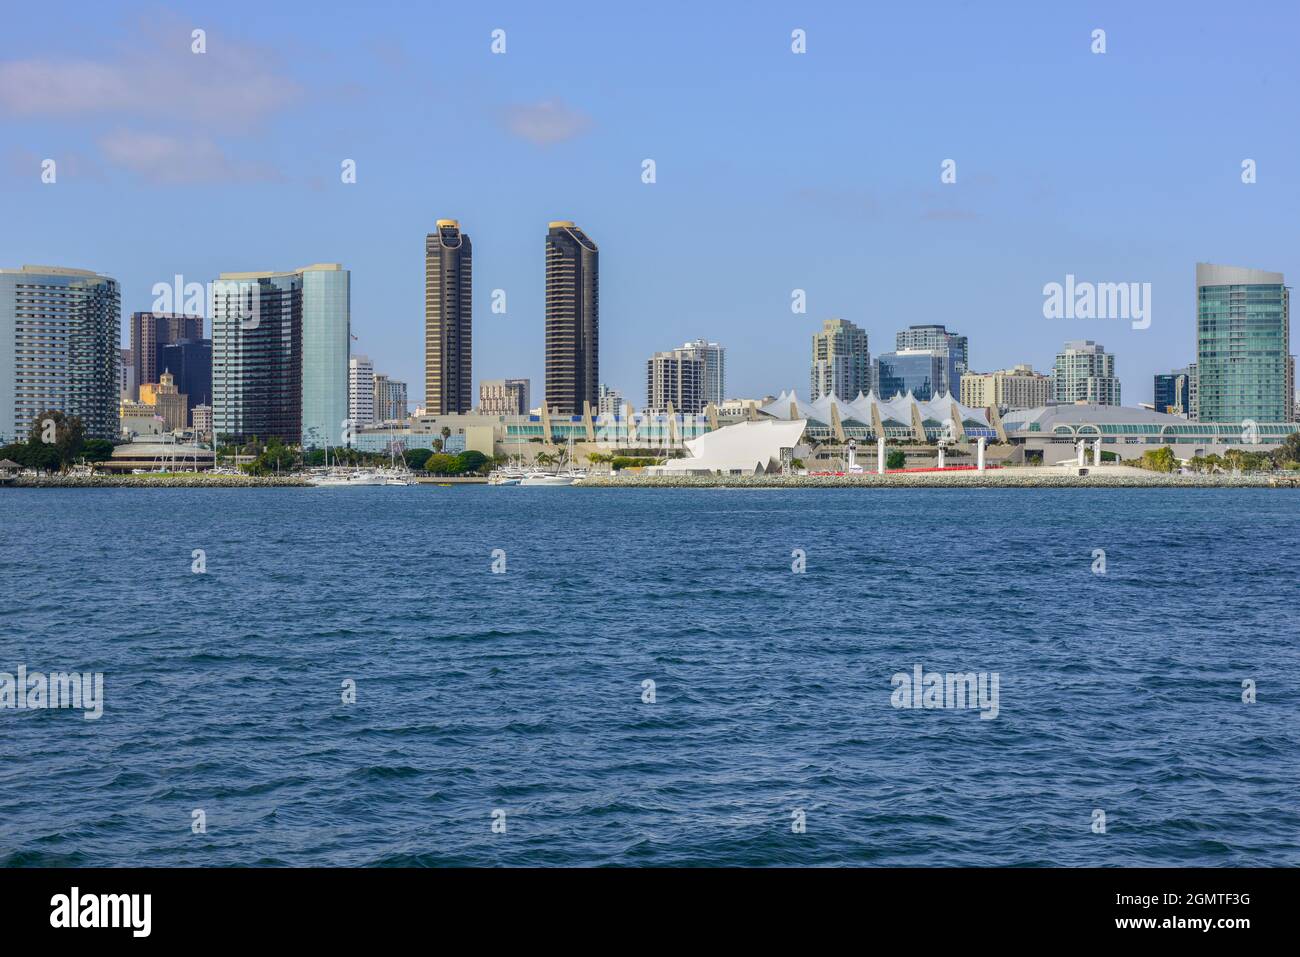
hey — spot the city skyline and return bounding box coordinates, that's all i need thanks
[4,3,1299,411]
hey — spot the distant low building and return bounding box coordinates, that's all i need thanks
[479,378,530,416]
[961,364,1051,411]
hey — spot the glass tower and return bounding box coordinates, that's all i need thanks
[1196,263,1289,423]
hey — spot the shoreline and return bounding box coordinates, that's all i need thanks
[3,474,309,488]
[579,470,1291,489]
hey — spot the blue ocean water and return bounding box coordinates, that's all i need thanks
[0,486,1297,867]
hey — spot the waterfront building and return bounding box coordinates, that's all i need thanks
[761,389,997,444]
[1053,340,1120,406]
[1001,404,1300,465]
[0,265,120,443]
[647,346,706,414]
[1196,263,1290,423]
[130,312,202,402]
[960,364,1051,411]
[349,355,376,428]
[545,221,599,414]
[895,324,967,395]
[373,374,408,424]
[876,349,946,401]
[597,383,623,417]
[479,378,531,416]
[647,418,807,476]
[211,263,350,447]
[810,318,871,401]
[159,338,212,412]
[679,339,726,406]
[425,219,473,415]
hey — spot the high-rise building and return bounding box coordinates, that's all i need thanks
[130,311,203,400]
[960,364,1051,410]
[425,219,472,415]
[876,349,945,401]
[372,373,408,424]
[0,265,120,442]
[1196,263,1290,423]
[545,221,599,414]
[349,355,376,428]
[679,339,726,406]
[191,403,213,441]
[159,338,212,411]
[211,263,350,447]
[119,348,136,400]
[646,347,705,413]
[1187,362,1199,420]
[478,378,530,416]
[1153,367,1192,417]
[810,318,871,400]
[896,324,967,395]
[1052,340,1121,405]
[598,383,623,416]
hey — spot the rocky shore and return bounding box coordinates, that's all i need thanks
[581,469,1282,489]
[6,473,309,488]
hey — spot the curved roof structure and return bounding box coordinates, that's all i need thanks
[652,418,807,474]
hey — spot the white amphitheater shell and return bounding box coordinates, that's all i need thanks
[647,418,808,475]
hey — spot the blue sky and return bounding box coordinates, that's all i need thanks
[1,0,1297,407]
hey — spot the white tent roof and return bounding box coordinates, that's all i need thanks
[653,418,807,473]
[761,389,991,430]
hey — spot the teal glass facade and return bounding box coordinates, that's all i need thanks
[1196,264,1290,423]
[301,267,351,449]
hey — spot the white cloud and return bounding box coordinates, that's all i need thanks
[501,99,593,146]
[98,130,282,185]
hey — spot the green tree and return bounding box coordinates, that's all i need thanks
[81,438,115,463]
[27,410,85,469]
[424,452,459,474]
[403,448,429,470]
[455,450,489,474]
[885,449,906,469]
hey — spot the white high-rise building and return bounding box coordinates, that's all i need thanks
[598,383,624,416]
[349,355,375,428]
[1052,340,1121,406]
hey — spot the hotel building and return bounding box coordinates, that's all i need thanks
[211,263,350,447]
[425,219,473,415]
[545,221,599,414]
[0,265,120,443]
[1196,263,1290,423]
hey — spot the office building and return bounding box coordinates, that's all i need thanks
[191,403,213,441]
[211,263,350,447]
[960,364,1052,410]
[0,265,120,442]
[810,318,871,401]
[1052,340,1121,406]
[349,355,376,428]
[130,311,203,400]
[1153,367,1193,417]
[1196,262,1290,423]
[479,378,531,416]
[545,221,599,414]
[876,350,947,401]
[896,324,967,395]
[647,347,706,413]
[119,348,135,400]
[159,338,212,412]
[139,370,188,431]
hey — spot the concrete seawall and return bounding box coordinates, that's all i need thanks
[6,474,309,488]
[580,469,1283,489]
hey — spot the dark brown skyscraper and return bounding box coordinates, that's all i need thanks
[544,221,599,415]
[130,312,203,399]
[424,219,472,415]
